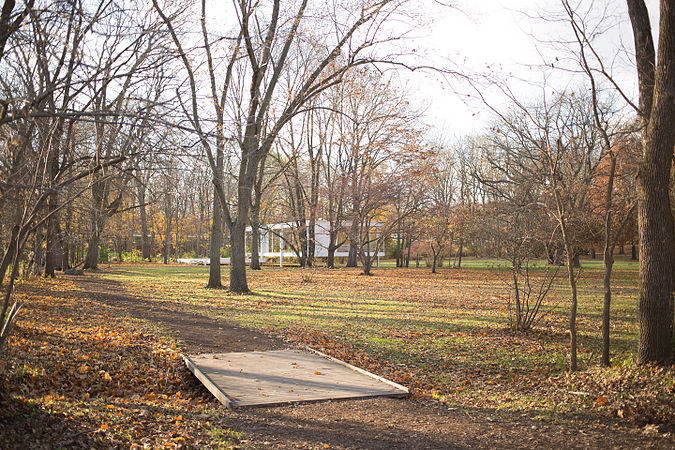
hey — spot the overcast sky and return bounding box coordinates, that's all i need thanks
[401,0,660,139]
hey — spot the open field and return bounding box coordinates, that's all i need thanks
[101,259,673,422]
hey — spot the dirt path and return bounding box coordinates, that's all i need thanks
[76,272,672,449]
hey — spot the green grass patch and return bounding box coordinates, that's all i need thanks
[97,260,663,420]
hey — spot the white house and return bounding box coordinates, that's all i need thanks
[246,219,384,267]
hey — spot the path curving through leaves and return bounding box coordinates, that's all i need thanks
[70,270,671,449]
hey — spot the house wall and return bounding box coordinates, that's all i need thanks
[253,220,384,258]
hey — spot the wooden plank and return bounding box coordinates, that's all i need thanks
[183,349,408,408]
[306,346,409,394]
[181,354,234,409]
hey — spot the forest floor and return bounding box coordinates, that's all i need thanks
[0,261,674,448]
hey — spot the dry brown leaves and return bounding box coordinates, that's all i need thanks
[0,276,240,448]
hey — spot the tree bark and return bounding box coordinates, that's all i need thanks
[0,225,18,287]
[347,216,359,267]
[406,236,411,267]
[44,194,58,278]
[627,0,675,364]
[84,229,100,269]
[83,179,106,269]
[601,154,618,367]
[327,246,336,268]
[250,216,261,270]
[207,187,223,288]
[564,237,579,372]
[229,220,248,293]
[326,229,338,268]
[137,176,151,261]
[44,121,63,278]
[602,252,614,366]
[512,254,522,331]
[228,136,257,293]
[396,231,402,267]
[307,128,320,268]
[163,194,171,265]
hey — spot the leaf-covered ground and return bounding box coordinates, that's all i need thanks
[0,277,245,448]
[102,261,674,428]
[1,260,674,448]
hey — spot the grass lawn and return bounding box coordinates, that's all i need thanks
[100,258,674,423]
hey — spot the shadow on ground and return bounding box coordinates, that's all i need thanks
[0,393,101,448]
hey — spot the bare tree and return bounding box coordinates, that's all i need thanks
[553,0,641,366]
[155,0,408,292]
[480,89,602,371]
[556,0,675,363]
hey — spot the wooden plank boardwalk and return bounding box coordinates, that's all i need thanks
[183,348,408,408]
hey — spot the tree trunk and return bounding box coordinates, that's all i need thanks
[564,240,579,371]
[45,143,61,277]
[0,226,19,287]
[84,230,100,269]
[457,238,464,269]
[602,251,614,366]
[250,219,261,270]
[0,240,24,353]
[298,223,308,268]
[631,244,637,260]
[512,256,522,331]
[396,229,402,267]
[361,243,372,275]
[346,216,359,267]
[597,151,617,367]
[630,0,675,364]
[138,178,150,261]
[229,220,248,293]
[361,228,374,275]
[163,206,171,265]
[636,147,675,362]
[307,219,316,268]
[228,137,256,293]
[83,181,106,270]
[307,145,319,268]
[347,244,357,267]
[326,229,337,269]
[44,196,57,278]
[406,236,411,267]
[60,236,69,270]
[327,246,336,268]
[207,187,223,288]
